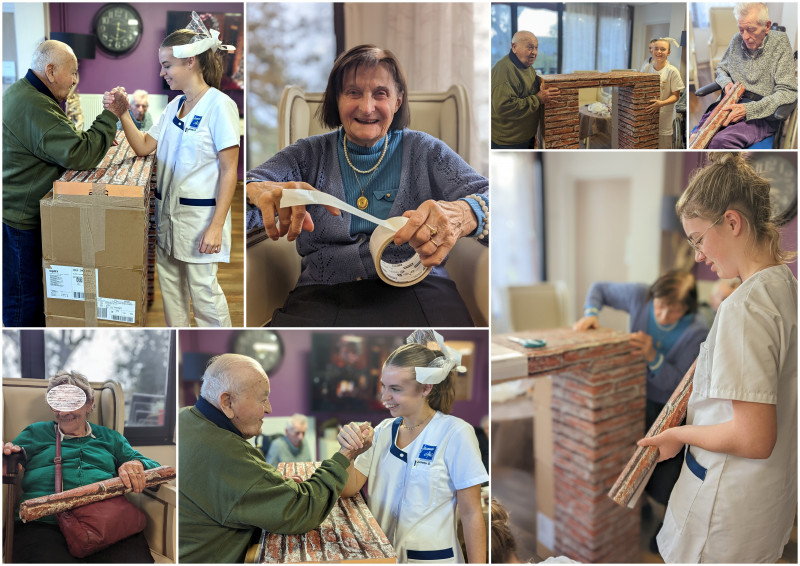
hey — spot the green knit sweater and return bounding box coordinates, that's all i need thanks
[491,52,544,146]
[178,406,350,563]
[2,72,117,229]
[11,420,161,525]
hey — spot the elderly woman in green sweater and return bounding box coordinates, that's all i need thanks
[3,370,161,563]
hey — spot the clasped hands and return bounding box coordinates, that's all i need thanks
[102,86,130,119]
[337,422,374,461]
[247,181,478,267]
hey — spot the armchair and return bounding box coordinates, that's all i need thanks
[2,378,176,563]
[246,84,488,326]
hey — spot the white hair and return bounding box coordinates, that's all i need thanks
[200,354,265,409]
[30,40,74,74]
[734,3,770,26]
[130,89,149,103]
[287,413,308,430]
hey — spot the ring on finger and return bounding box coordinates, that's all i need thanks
[431,238,441,247]
[425,224,438,238]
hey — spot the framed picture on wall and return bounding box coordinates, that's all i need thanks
[165,10,244,90]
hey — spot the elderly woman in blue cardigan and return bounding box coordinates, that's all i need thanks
[246,44,489,327]
[573,271,709,511]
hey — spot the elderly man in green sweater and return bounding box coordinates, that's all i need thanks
[491,30,560,149]
[178,354,374,563]
[3,39,129,327]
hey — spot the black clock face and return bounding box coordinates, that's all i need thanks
[93,4,143,56]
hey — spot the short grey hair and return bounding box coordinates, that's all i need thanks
[130,89,149,103]
[47,370,95,402]
[734,3,770,25]
[288,413,308,430]
[200,354,266,409]
[31,40,74,74]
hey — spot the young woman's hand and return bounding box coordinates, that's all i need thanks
[638,428,684,462]
[337,422,374,460]
[199,222,223,254]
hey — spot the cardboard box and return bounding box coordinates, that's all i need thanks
[40,136,155,327]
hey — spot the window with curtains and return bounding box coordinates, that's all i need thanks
[490,153,545,331]
[2,329,177,445]
[246,2,338,168]
[491,3,633,73]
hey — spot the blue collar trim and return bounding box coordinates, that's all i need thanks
[195,395,244,438]
[172,96,187,129]
[25,69,59,104]
[389,417,408,463]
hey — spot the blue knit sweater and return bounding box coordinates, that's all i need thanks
[247,129,488,287]
[584,281,709,404]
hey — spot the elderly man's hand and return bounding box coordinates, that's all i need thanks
[536,82,561,106]
[724,82,735,95]
[394,199,478,267]
[337,422,374,460]
[104,87,130,118]
[247,180,341,242]
[723,103,747,126]
[118,459,146,493]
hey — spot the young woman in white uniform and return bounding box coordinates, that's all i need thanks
[109,17,239,326]
[339,330,489,563]
[639,152,797,563]
[643,38,684,149]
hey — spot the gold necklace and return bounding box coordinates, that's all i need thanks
[343,133,389,210]
[401,411,434,431]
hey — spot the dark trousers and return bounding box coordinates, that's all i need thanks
[268,276,475,327]
[697,102,777,149]
[2,223,45,327]
[12,521,153,563]
[644,399,684,505]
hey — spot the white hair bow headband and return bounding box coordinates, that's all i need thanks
[172,11,236,59]
[406,329,467,385]
[658,37,680,50]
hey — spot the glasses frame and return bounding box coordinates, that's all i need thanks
[687,216,723,254]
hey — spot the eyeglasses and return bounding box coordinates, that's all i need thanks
[687,216,723,254]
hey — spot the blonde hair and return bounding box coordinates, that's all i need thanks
[161,29,224,89]
[491,498,518,563]
[676,152,795,264]
[383,343,456,414]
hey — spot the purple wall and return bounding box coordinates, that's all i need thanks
[179,329,490,428]
[49,2,244,177]
[680,151,798,281]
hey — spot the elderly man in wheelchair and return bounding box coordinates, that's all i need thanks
[693,2,797,149]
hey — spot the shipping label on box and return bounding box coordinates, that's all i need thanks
[44,265,138,324]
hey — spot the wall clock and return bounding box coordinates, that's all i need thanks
[93,3,143,57]
[230,331,285,374]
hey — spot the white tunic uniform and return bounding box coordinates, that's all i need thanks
[148,88,239,263]
[658,265,797,563]
[642,61,684,136]
[355,413,488,563]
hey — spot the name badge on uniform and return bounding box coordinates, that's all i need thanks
[187,115,202,131]
[414,444,437,467]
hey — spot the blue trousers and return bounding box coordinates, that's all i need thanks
[3,223,46,327]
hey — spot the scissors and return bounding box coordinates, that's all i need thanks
[507,336,547,348]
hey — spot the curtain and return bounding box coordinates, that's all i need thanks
[597,4,631,71]
[344,3,488,174]
[563,3,598,73]
[563,3,631,72]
